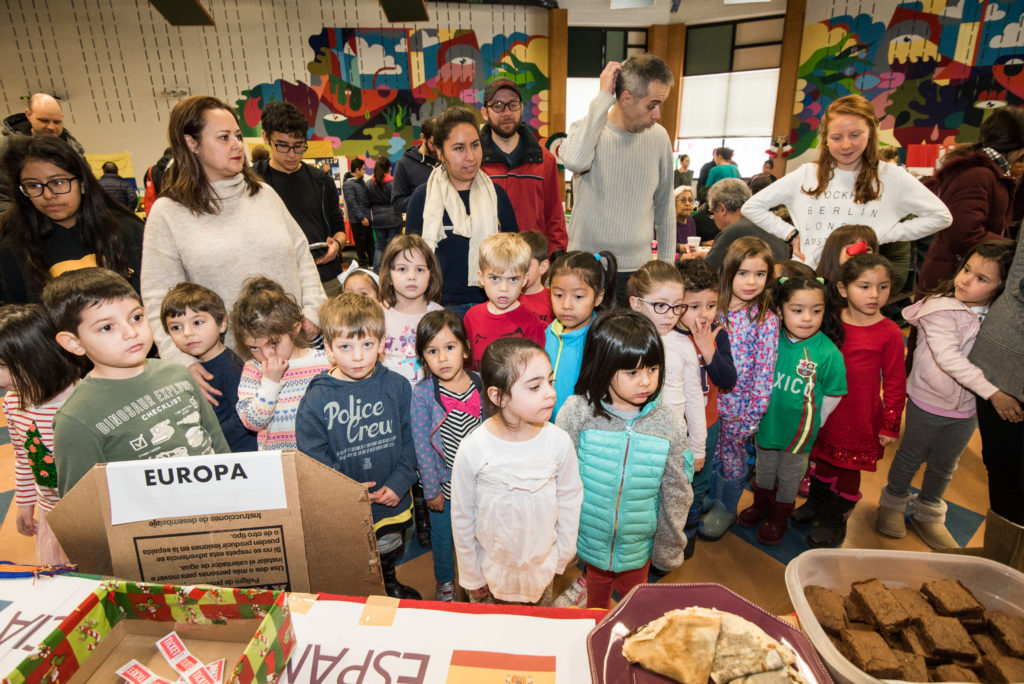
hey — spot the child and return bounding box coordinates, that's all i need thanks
[546,250,618,418]
[161,282,257,453]
[410,310,484,601]
[700,236,779,540]
[463,233,546,370]
[557,312,691,608]
[339,264,381,301]
[628,262,706,485]
[295,293,420,599]
[738,276,847,545]
[379,234,444,384]
[0,304,80,564]
[795,253,906,547]
[233,276,330,451]
[451,338,582,605]
[878,240,1018,549]
[44,268,229,496]
[675,259,737,557]
[814,225,879,282]
[517,231,554,325]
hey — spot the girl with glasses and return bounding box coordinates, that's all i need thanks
[0,135,143,304]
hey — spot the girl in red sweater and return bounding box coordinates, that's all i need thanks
[793,253,906,547]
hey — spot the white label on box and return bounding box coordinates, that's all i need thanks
[107,451,287,525]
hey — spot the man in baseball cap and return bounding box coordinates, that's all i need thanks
[479,79,566,252]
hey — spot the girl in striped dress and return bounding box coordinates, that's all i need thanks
[410,310,484,601]
[0,304,81,565]
[233,276,330,450]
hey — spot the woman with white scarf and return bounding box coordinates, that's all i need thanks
[405,107,518,317]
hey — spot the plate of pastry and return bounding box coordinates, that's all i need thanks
[587,583,832,684]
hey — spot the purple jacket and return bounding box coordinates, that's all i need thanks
[410,372,484,499]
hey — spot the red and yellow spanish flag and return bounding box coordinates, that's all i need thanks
[446,650,557,683]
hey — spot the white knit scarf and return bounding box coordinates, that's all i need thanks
[420,165,499,286]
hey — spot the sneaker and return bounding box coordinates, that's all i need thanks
[552,576,587,608]
[436,581,456,602]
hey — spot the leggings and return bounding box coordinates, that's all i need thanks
[885,400,976,504]
[714,418,749,480]
[812,460,862,502]
[976,396,1024,524]
[754,442,808,503]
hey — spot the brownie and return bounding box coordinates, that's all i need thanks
[903,627,935,662]
[891,587,937,622]
[892,649,929,682]
[989,611,1024,658]
[844,593,871,624]
[921,579,985,619]
[841,628,902,679]
[805,585,848,636]
[982,654,1024,684]
[931,663,981,682]
[916,615,980,661]
[972,632,1005,657]
[852,578,911,634]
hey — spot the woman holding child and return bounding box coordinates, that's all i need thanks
[141,95,325,396]
[405,106,518,317]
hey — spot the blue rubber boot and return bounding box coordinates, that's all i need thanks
[699,473,745,541]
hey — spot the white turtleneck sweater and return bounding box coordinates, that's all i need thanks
[142,176,326,367]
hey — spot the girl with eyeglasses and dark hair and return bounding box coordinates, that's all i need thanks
[0,135,143,303]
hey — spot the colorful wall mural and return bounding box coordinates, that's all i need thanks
[236,28,550,165]
[791,0,1024,162]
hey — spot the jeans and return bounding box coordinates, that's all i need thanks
[372,226,403,271]
[351,222,374,268]
[884,400,976,504]
[429,502,455,584]
[585,560,650,609]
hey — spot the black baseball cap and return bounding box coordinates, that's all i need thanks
[483,79,522,104]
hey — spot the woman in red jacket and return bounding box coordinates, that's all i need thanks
[918,107,1024,293]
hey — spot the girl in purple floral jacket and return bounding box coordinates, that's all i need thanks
[410,310,485,601]
[700,237,779,541]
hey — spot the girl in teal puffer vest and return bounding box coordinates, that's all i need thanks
[556,312,693,609]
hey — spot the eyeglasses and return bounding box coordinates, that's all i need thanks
[486,100,522,113]
[636,298,685,315]
[19,177,78,198]
[271,140,309,154]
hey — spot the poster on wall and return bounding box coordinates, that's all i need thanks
[234,28,551,166]
[789,0,1024,167]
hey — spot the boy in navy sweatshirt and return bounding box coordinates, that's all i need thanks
[295,293,420,599]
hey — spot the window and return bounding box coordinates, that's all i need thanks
[567,27,647,77]
[685,16,784,76]
[677,69,779,177]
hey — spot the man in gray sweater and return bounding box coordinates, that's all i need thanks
[560,55,676,306]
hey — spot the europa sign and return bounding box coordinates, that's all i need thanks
[105,451,288,525]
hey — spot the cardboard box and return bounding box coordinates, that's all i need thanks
[47,451,386,596]
[3,582,293,684]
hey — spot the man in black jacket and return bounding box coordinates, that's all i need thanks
[98,162,138,210]
[253,101,347,295]
[390,117,437,215]
[1,93,86,215]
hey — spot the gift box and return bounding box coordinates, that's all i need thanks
[3,581,294,684]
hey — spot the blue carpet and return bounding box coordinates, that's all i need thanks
[397,527,432,566]
[730,486,985,565]
[0,488,13,531]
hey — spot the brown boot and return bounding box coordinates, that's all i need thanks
[943,509,1024,571]
[757,498,795,546]
[738,484,773,528]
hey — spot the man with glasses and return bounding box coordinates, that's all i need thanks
[1,93,86,215]
[480,79,566,252]
[253,101,347,295]
[702,178,789,270]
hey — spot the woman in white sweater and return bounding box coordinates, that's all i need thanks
[142,96,325,399]
[742,95,951,269]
